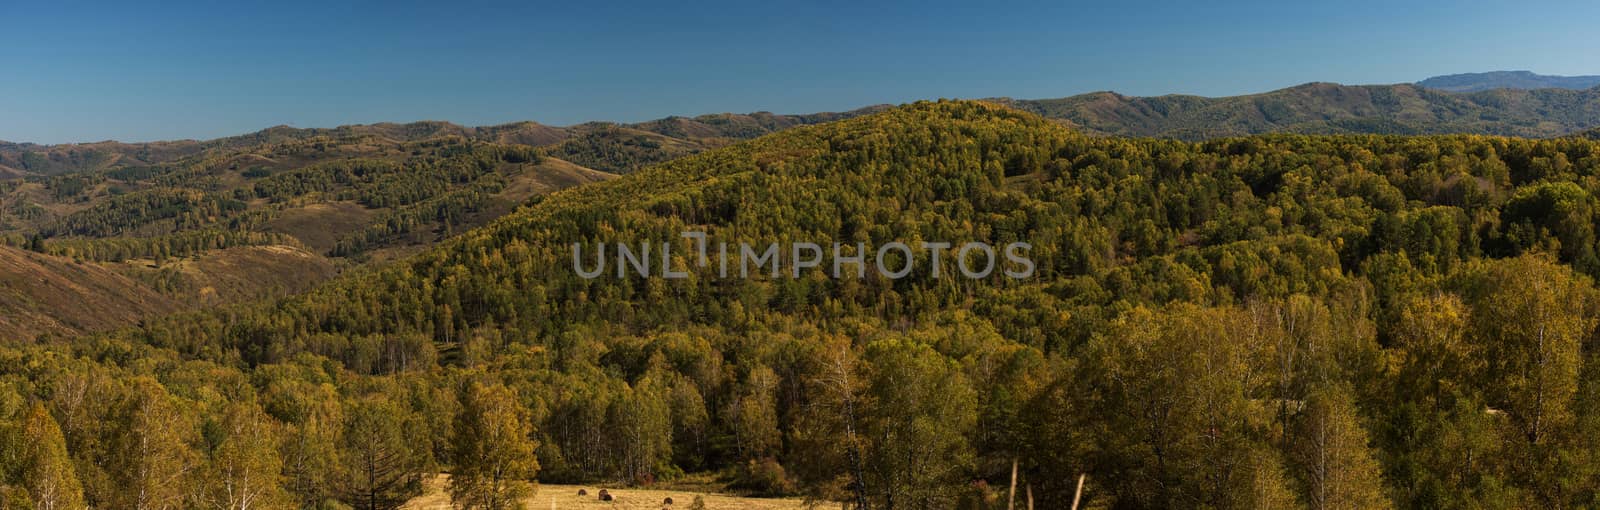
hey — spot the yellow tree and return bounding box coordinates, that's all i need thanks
[1077,304,1278,509]
[859,338,978,510]
[1459,254,1595,445]
[204,403,291,510]
[789,336,870,509]
[1289,384,1390,510]
[1456,254,1597,504]
[449,382,539,510]
[19,403,85,510]
[724,364,782,461]
[106,379,198,510]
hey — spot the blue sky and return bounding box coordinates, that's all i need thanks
[3,0,1598,144]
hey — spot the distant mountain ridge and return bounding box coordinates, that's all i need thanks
[10,78,1600,177]
[1418,71,1600,92]
[0,107,888,176]
[997,82,1600,140]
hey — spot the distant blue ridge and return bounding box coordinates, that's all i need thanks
[1419,71,1600,93]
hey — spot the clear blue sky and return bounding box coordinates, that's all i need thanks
[3,0,1598,144]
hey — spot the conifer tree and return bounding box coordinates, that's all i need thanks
[339,399,423,510]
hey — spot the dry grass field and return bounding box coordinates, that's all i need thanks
[402,475,821,510]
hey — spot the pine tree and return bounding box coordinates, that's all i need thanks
[339,399,423,510]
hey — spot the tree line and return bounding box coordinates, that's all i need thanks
[0,346,539,510]
[32,229,304,263]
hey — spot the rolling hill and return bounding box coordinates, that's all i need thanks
[1418,70,1600,92]
[0,244,181,340]
[0,242,339,341]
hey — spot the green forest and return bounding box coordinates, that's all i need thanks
[8,100,1600,509]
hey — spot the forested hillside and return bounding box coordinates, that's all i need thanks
[6,100,1600,508]
[1002,82,1600,139]
[0,132,614,340]
[0,105,895,341]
